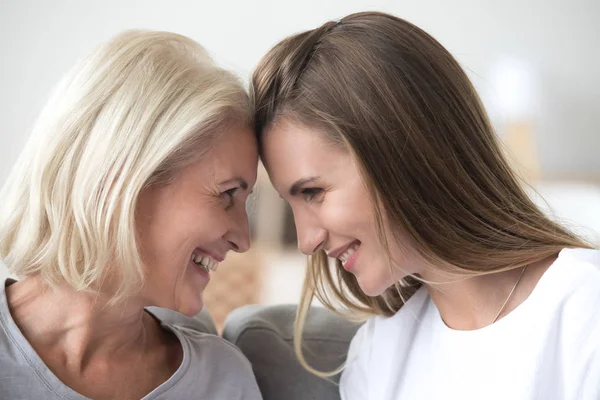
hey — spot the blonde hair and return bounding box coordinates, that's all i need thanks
[0,30,250,303]
[251,12,592,377]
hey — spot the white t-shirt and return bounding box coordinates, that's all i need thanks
[340,248,600,400]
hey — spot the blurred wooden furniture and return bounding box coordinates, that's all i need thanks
[501,121,541,183]
[203,247,262,332]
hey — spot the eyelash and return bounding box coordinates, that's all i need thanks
[222,188,238,209]
[301,187,323,202]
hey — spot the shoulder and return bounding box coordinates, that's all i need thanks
[147,307,257,383]
[557,247,600,269]
[557,247,600,274]
[181,328,254,373]
[173,327,262,398]
[368,286,431,335]
[549,248,600,305]
[340,287,430,399]
[348,286,431,349]
[533,249,600,366]
[551,249,600,397]
[558,247,600,320]
[154,310,261,398]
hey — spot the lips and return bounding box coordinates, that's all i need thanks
[191,252,218,273]
[338,242,360,264]
[326,240,362,271]
[327,240,361,260]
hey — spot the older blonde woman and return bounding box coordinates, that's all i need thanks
[0,31,261,399]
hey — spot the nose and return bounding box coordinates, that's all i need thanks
[295,212,327,256]
[223,206,251,253]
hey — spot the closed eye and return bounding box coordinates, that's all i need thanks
[300,187,323,202]
[222,188,239,209]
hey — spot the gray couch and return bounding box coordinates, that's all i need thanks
[223,305,362,400]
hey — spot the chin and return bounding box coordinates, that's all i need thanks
[166,290,205,317]
[176,293,204,317]
[176,299,204,317]
[356,276,390,297]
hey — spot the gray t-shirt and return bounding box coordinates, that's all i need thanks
[0,279,262,399]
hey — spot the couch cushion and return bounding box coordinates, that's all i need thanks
[223,304,362,400]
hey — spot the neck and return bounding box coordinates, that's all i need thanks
[6,275,153,371]
[421,255,557,330]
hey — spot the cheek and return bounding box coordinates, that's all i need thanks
[319,202,350,230]
[143,202,228,267]
[194,210,229,243]
[322,191,376,238]
[178,201,230,250]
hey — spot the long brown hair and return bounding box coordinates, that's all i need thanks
[251,11,590,376]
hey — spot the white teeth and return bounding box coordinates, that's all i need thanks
[208,258,218,271]
[338,243,360,264]
[192,253,219,272]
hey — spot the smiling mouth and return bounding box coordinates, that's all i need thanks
[191,252,219,273]
[338,241,360,266]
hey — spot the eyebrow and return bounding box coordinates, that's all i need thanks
[289,176,320,196]
[220,177,249,191]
